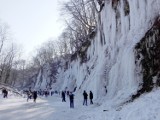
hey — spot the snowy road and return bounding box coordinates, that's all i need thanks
[1,89,160,120]
[0,94,101,120]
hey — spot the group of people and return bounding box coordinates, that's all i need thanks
[37,89,60,97]
[2,89,8,98]
[37,89,52,97]
[24,88,63,103]
[1,87,94,109]
[25,89,37,103]
[61,90,93,108]
[61,90,74,108]
[83,90,93,106]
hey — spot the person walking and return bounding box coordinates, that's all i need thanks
[69,92,74,108]
[61,91,66,102]
[89,91,93,104]
[27,90,32,102]
[83,90,88,106]
[33,91,37,103]
[2,89,8,98]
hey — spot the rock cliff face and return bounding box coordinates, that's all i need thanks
[133,17,160,100]
[35,0,160,104]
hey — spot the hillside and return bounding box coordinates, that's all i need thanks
[35,0,160,106]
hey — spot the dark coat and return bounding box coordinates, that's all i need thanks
[33,91,37,99]
[69,93,74,100]
[83,91,88,99]
[89,91,93,99]
[62,91,65,98]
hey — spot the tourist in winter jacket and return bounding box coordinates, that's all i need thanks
[83,90,88,106]
[69,92,74,108]
[2,89,8,98]
[27,91,32,102]
[61,91,66,102]
[89,91,93,104]
[33,91,37,103]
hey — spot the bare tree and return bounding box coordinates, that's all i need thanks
[0,21,23,86]
[32,39,59,68]
[0,43,18,84]
[61,0,97,52]
[62,0,96,29]
[0,22,9,54]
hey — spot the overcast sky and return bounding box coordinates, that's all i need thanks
[0,0,66,58]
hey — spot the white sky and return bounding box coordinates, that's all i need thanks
[0,0,66,58]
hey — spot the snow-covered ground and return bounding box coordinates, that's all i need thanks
[1,89,160,120]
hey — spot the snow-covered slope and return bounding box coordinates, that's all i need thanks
[35,0,160,106]
[0,84,23,97]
